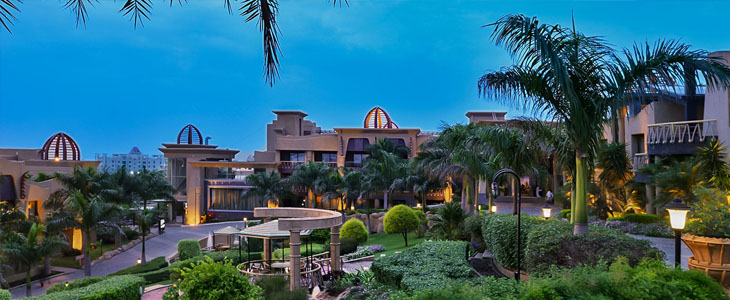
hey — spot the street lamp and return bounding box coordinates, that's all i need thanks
[491,169,523,281]
[542,202,552,219]
[665,197,691,268]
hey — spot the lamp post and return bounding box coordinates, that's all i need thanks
[542,202,552,220]
[491,169,523,281]
[665,197,691,268]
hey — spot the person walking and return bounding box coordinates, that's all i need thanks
[546,190,554,204]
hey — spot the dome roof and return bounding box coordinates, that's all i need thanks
[177,124,203,145]
[364,106,398,129]
[41,132,80,161]
[129,146,141,154]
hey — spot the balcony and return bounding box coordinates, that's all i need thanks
[344,161,363,168]
[632,153,648,171]
[647,120,718,155]
[278,161,305,172]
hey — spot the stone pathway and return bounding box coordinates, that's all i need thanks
[342,260,373,273]
[10,221,248,299]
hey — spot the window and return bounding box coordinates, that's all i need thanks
[290,152,305,162]
[631,134,645,155]
[316,152,337,162]
[208,187,263,211]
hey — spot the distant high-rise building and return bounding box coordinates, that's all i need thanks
[96,147,166,173]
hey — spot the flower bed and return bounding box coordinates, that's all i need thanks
[590,219,674,238]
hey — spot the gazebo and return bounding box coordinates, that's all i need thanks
[213,226,243,250]
[237,207,343,290]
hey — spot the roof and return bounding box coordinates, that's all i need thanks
[364,106,398,129]
[214,226,243,235]
[40,132,81,161]
[238,220,313,239]
[177,124,204,145]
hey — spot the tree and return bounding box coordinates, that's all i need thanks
[596,142,634,217]
[390,165,441,212]
[478,14,730,234]
[383,205,419,246]
[340,169,364,212]
[0,0,346,86]
[363,151,407,209]
[427,201,465,241]
[695,140,730,190]
[129,169,175,266]
[315,170,344,211]
[288,162,331,208]
[244,170,287,207]
[1,223,66,297]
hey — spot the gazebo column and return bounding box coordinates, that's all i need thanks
[289,230,301,291]
[330,225,341,272]
[263,238,270,264]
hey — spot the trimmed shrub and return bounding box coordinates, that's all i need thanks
[123,227,139,241]
[0,290,9,300]
[481,213,541,269]
[559,209,571,219]
[413,209,427,238]
[607,213,661,224]
[177,239,202,261]
[463,214,484,247]
[340,218,368,243]
[685,186,730,238]
[524,220,663,273]
[170,251,263,281]
[371,240,474,291]
[28,275,144,300]
[340,238,358,255]
[177,257,263,300]
[383,205,419,246]
[47,276,106,294]
[110,256,168,275]
[136,268,171,284]
[256,276,307,300]
[309,228,330,244]
[407,277,520,300]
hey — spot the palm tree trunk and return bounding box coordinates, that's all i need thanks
[473,178,480,215]
[383,190,389,209]
[573,154,589,235]
[43,255,51,276]
[84,229,91,277]
[307,188,314,208]
[570,188,575,223]
[26,269,31,297]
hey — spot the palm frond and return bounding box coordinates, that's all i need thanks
[241,0,280,86]
[64,0,95,28]
[120,0,152,29]
[0,0,21,33]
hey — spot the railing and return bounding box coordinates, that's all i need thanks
[279,161,305,170]
[318,161,338,169]
[344,161,363,168]
[647,120,717,145]
[633,153,648,171]
[317,129,337,134]
[419,130,440,136]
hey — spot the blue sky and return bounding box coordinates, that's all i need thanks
[1,0,729,159]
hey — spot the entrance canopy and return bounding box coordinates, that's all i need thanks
[238,220,313,239]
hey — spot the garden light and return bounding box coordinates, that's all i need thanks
[665,197,691,267]
[542,203,552,219]
[491,205,497,213]
[137,259,142,265]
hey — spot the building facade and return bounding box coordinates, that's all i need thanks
[95,147,166,173]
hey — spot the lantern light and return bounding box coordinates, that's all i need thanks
[665,198,691,230]
[542,203,552,219]
[491,205,497,213]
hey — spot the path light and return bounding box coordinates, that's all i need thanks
[492,169,523,281]
[491,205,497,214]
[542,203,552,219]
[665,197,691,268]
[137,258,142,265]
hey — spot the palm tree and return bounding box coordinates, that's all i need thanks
[289,162,331,208]
[340,169,364,212]
[390,166,441,212]
[427,202,465,241]
[315,170,344,211]
[2,223,66,297]
[130,169,175,266]
[0,0,346,86]
[363,150,408,209]
[695,140,730,190]
[244,170,287,207]
[596,142,633,217]
[478,14,730,234]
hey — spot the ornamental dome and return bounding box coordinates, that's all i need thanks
[40,132,81,161]
[364,106,398,129]
[177,124,203,145]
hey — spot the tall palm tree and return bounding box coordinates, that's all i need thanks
[362,150,408,209]
[130,169,175,266]
[478,14,730,234]
[315,170,344,211]
[2,223,66,297]
[244,170,287,207]
[390,166,441,212]
[0,0,346,86]
[596,142,633,217]
[289,162,331,208]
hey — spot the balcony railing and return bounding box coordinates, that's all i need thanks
[279,161,305,170]
[344,161,363,168]
[647,120,717,145]
[633,153,648,171]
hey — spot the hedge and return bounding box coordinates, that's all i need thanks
[169,251,262,281]
[177,239,202,261]
[135,268,171,285]
[607,213,661,224]
[0,290,10,300]
[340,218,368,243]
[28,275,144,300]
[371,240,474,291]
[110,256,168,276]
[340,238,358,255]
[46,276,107,294]
[482,214,663,273]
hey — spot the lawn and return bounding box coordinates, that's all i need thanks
[362,232,426,258]
[51,240,131,269]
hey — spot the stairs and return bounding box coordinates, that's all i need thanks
[468,249,505,278]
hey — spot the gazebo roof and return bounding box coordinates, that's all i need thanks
[238,220,313,239]
[214,226,242,235]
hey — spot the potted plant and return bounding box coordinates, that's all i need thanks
[681,187,730,287]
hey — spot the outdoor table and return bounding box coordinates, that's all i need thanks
[271,262,289,273]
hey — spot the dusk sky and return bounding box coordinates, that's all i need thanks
[1,0,729,159]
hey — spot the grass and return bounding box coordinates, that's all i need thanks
[51,240,132,269]
[273,243,326,259]
[362,232,426,258]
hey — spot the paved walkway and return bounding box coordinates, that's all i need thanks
[10,221,248,299]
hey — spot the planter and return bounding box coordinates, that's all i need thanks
[490,258,530,281]
[682,233,730,287]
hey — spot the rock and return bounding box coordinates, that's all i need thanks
[376,222,384,233]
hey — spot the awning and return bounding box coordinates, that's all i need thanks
[238,220,313,239]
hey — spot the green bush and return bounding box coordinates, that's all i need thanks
[177,257,263,300]
[523,258,728,299]
[384,205,419,246]
[607,213,661,224]
[170,251,263,281]
[559,209,571,219]
[136,268,171,284]
[255,276,307,300]
[340,238,358,255]
[371,240,474,291]
[685,186,730,238]
[481,213,541,269]
[177,239,202,261]
[46,276,107,294]
[524,219,663,274]
[0,289,10,300]
[463,214,484,246]
[28,275,144,300]
[407,277,520,300]
[340,218,368,243]
[309,228,330,244]
[273,243,325,259]
[123,227,139,241]
[110,256,168,275]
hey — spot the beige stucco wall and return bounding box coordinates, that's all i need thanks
[703,51,730,149]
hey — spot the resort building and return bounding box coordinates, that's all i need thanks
[95,147,167,173]
[605,51,730,212]
[0,132,98,248]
